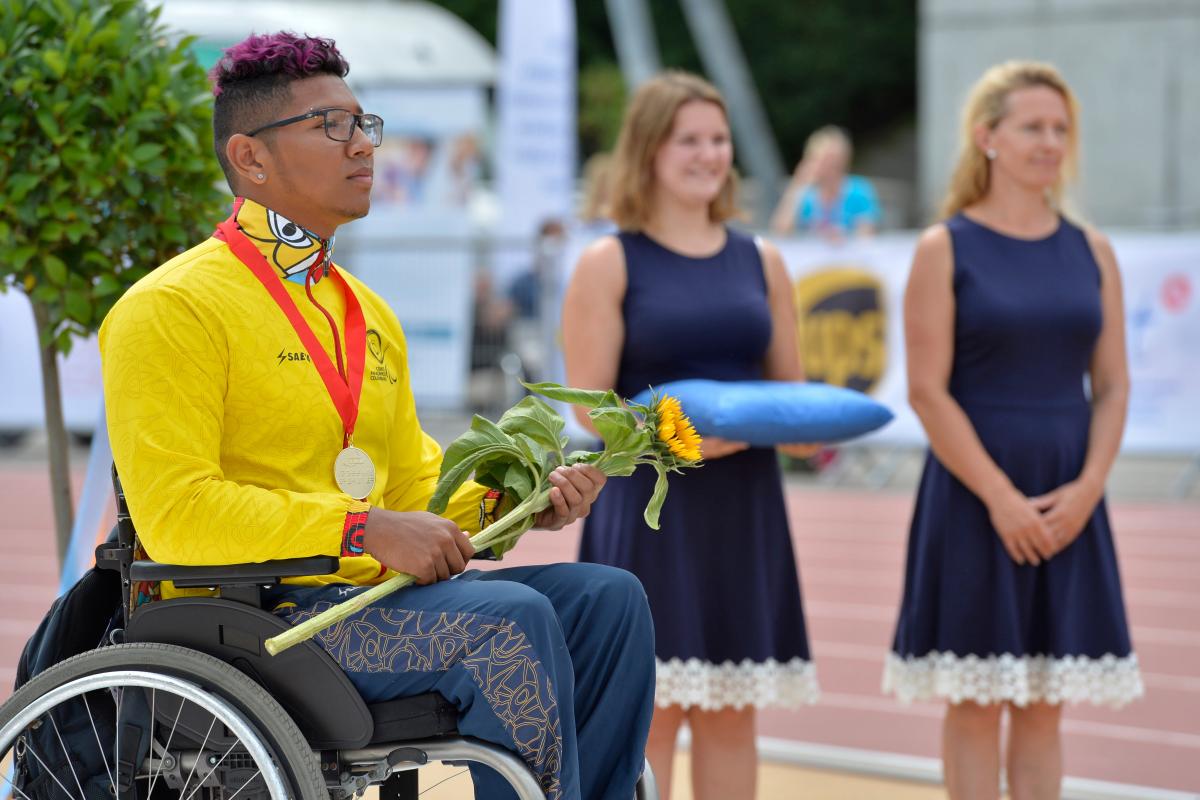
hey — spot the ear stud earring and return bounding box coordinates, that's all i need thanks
[985,148,997,160]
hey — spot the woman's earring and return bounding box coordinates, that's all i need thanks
[985,148,997,161]
[257,173,266,181]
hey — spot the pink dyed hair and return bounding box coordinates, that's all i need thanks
[209,31,348,97]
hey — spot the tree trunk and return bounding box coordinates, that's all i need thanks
[605,0,662,89]
[31,300,74,566]
[678,0,787,226]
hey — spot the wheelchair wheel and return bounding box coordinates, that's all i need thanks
[0,642,326,799]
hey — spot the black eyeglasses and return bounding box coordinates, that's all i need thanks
[246,108,384,147]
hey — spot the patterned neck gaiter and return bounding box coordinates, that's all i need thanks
[234,197,335,285]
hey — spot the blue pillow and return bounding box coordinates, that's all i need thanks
[631,380,893,446]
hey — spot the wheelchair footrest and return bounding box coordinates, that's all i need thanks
[386,747,429,767]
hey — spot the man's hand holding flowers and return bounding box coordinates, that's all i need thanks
[534,465,607,530]
[266,382,701,655]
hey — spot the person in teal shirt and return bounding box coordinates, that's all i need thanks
[770,125,881,241]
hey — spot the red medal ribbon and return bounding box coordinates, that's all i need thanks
[216,202,366,446]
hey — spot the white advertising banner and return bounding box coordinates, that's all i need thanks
[0,290,102,434]
[493,0,576,287]
[548,228,1200,454]
[1115,235,1200,452]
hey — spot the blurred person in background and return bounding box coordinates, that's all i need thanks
[769,125,881,241]
[579,151,615,229]
[505,218,567,382]
[562,71,820,800]
[883,61,1143,800]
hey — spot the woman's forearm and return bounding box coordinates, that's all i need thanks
[913,389,1014,506]
[1078,384,1129,495]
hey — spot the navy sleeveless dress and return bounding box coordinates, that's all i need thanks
[884,214,1143,707]
[578,229,818,710]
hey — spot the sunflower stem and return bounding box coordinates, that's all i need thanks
[264,487,554,656]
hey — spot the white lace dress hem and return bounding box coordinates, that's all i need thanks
[655,656,820,710]
[883,651,1144,708]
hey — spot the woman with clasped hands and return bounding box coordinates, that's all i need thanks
[883,61,1143,800]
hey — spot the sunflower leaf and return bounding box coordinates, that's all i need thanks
[589,406,648,455]
[498,395,567,455]
[643,464,671,530]
[429,416,524,514]
[565,450,602,465]
[523,381,619,410]
[502,460,535,500]
[599,453,639,477]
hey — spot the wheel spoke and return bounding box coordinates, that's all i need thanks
[82,694,116,793]
[178,712,216,798]
[113,687,121,800]
[17,739,75,799]
[47,706,86,798]
[0,653,308,799]
[148,691,185,796]
[181,738,243,800]
[224,768,265,800]
[419,768,471,796]
[1,760,38,800]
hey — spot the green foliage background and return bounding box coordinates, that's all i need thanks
[431,0,916,167]
[0,0,225,351]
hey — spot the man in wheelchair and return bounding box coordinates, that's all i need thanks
[70,31,655,800]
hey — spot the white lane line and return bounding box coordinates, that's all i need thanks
[748,738,1200,800]
[809,692,1200,749]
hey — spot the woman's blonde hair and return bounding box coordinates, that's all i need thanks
[804,125,852,162]
[608,71,741,230]
[940,60,1080,219]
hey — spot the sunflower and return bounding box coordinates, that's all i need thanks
[654,395,702,462]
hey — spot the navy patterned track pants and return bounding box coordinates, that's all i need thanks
[269,563,655,800]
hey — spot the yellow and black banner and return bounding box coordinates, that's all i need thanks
[793,267,887,393]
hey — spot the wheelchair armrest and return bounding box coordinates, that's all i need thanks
[128,556,340,589]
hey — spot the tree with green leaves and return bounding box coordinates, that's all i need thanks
[432,0,916,167]
[0,0,226,564]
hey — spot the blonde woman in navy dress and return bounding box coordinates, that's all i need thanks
[562,72,819,800]
[884,61,1143,799]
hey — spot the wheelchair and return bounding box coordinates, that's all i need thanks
[0,474,659,800]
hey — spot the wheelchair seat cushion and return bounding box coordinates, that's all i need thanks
[368,692,459,744]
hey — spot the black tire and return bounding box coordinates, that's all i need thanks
[0,642,327,799]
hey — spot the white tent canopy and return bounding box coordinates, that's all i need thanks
[155,0,496,85]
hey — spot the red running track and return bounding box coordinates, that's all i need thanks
[1,467,1196,793]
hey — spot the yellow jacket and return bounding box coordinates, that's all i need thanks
[99,199,488,595]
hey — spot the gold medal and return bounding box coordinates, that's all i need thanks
[334,446,376,499]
